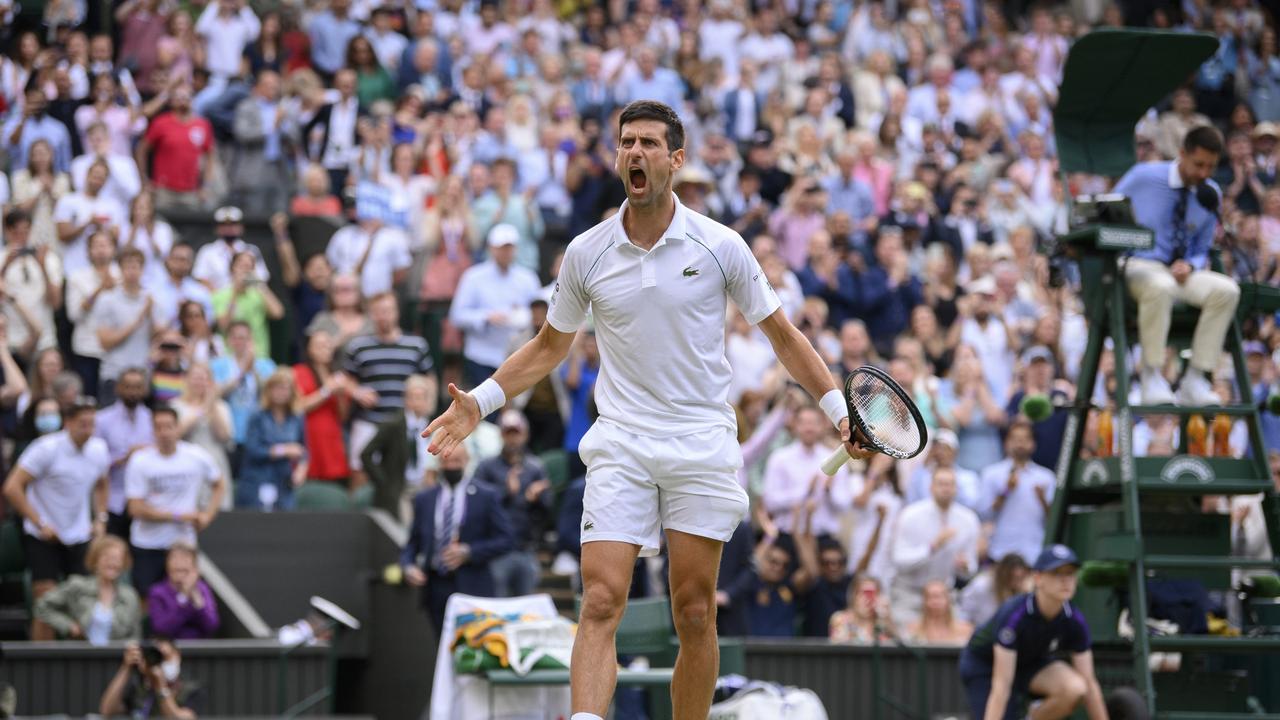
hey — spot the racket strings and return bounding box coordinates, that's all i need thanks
[848,377,922,458]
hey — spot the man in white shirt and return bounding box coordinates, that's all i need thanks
[192,206,269,292]
[980,418,1055,563]
[53,158,126,275]
[450,224,542,390]
[125,406,226,596]
[958,275,1015,404]
[326,209,412,300]
[3,399,110,639]
[889,467,981,627]
[761,405,852,541]
[71,122,141,207]
[144,244,214,331]
[195,0,261,80]
[1,211,63,360]
[738,8,793,95]
[424,101,871,720]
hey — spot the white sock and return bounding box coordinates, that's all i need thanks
[571,714,604,720]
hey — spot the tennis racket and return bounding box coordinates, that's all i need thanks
[820,365,929,475]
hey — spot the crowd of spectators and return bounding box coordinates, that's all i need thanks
[2,0,1280,645]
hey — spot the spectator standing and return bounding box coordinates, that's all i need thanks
[450,224,542,389]
[93,248,159,404]
[400,443,514,631]
[195,0,261,81]
[125,406,226,594]
[212,251,286,358]
[192,206,269,293]
[761,406,843,541]
[889,468,981,627]
[306,274,372,350]
[303,68,363,193]
[211,321,277,459]
[344,293,433,488]
[472,409,552,597]
[5,86,74,174]
[3,398,110,640]
[560,329,600,477]
[307,0,361,79]
[959,553,1031,626]
[955,278,1015,405]
[746,515,819,637]
[54,158,126,276]
[71,122,142,208]
[10,140,72,250]
[905,429,982,510]
[325,208,412,300]
[800,539,853,638]
[120,192,173,290]
[237,369,306,510]
[136,84,217,213]
[980,419,1055,563]
[1005,346,1070,469]
[33,535,141,644]
[173,364,234,485]
[293,331,352,487]
[2,211,64,360]
[229,70,293,215]
[361,373,435,517]
[94,368,153,541]
[944,345,1008,474]
[147,544,220,639]
[145,244,214,332]
[469,158,545,273]
[843,464,903,586]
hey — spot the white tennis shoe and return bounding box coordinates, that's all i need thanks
[1140,368,1175,405]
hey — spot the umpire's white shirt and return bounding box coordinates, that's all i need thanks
[547,196,781,436]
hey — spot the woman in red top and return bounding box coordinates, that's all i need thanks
[293,331,351,483]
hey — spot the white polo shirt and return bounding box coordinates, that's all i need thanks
[125,442,222,550]
[547,196,781,437]
[17,431,111,544]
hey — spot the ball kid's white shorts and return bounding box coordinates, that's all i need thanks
[577,420,749,557]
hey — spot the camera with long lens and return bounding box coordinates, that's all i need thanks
[140,643,163,671]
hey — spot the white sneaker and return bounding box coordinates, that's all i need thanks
[1141,369,1175,405]
[1177,372,1219,407]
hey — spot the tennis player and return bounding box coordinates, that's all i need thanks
[424,100,867,720]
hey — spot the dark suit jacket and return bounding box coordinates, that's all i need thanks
[361,414,412,515]
[301,100,366,165]
[400,481,514,600]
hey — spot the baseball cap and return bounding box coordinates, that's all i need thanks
[499,409,528,431]
[213,206,244,224]
[1245,340,1267,356]
[1021,345,1054,366]
[1254,122,1280,140]
[1033,544,1080,572]
[933,428,958,449]
[487,224,520,248]
[966,275,997,296]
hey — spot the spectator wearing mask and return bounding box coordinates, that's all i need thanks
[94,368,153,541]
[99,636,205,718]
[980,419,1055,564]
[147,544,220,640]
[34,534,141,644]
[344,293,434,489]
[400,443,514,631]
[135,84,217,213]
[93,248,159,405]
[362,373,435,518]
[3,398,110,640]
[125,406,226,594]
[238,369,306,510]
[2,210,64,360]
[66,229,120,392]
[192,206,269,293]
[472,409,552,598]
[212,251,286,358]
[450,224,542,390]
[4,86,74,174]
[889,467,981,627]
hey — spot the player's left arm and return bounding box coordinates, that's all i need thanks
[1070,650,1108,720]
[757,309,867,458]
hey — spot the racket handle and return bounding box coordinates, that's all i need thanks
[821,446,851,476]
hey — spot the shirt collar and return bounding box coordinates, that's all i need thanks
[613,194,689,252]
[1027,592,1073,618]
[1168,161,1185,190]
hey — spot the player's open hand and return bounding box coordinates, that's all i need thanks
[839,418,876,460]
[422,383,481,457]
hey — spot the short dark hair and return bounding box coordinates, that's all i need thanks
[153,405,179,423]
[117,246,145,266]
[1008,417,1036,437]
[227,320,252,336]
[3,209,31,229]
[1183,125,1224,155]
[618,100,685,152]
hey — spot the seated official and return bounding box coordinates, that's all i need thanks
[1116,125,1240,406]
[959,545,1106,720]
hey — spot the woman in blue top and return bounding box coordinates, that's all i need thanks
[959,545,1107,720]
[237,369,307,510]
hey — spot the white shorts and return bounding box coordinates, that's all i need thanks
[578,420,749,557]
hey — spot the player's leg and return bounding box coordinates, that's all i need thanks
[665,529,724,720]
[1027,660,1089,720]
[571,539,640,716]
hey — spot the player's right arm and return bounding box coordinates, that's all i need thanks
[984,645,1017,720]
[423,322,576,456]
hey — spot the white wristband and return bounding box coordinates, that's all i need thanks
[470,378,506,417]
[819,389,849,429]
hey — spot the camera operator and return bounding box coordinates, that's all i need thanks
[99,637,204,718]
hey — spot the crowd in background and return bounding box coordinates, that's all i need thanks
[2,0,1280,645]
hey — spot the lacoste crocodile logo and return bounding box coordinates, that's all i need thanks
[683,266,699,277]
[584,520,595,531]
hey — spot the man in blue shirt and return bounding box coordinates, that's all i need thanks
[959,545,1107,720]
[1115,125,1239,406]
